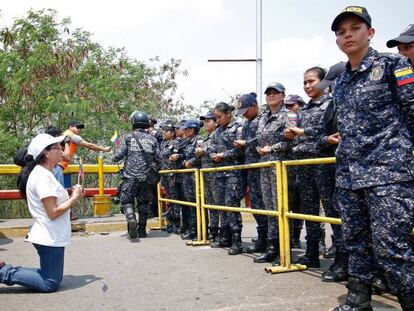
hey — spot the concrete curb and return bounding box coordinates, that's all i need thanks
[0,213,256,238]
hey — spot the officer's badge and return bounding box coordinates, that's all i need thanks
[286,112,298,127]
[370,67,384,81]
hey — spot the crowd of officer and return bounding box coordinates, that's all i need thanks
[113,7,414,311]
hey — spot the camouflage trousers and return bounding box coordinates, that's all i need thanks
[297,164,343,250]
[260,166,279,240]
[161,174,180,221]
[288,167,303,232]
[183,173,197,229]
[119,178,152,215]
[336,182,414,296]
[212,174,244,232]
[246,168,267,232]
[204,174,219,229]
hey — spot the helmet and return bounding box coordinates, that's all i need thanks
[130,111,150,129]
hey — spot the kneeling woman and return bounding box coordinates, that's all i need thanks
[0,134,83,292]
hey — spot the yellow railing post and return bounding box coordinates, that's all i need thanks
[98,155,104,196]
[199,170,208,243]
[187,169,209,246]
[265,161,306,273]
[93,155,112,217]
[150,181,165,230]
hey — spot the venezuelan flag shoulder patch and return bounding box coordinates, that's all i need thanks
[394,67,414,86]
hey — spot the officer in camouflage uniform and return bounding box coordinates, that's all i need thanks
[387,24,414,66]
[147,117,163,217]
[233,93,268,254]
[159,120,180,234]
[190,112,219,240]
[114,111,160,239]
[284,95,305,250]
[209,102,245,255]
[171,120,188,234]
[289,67,344,273]
[253,82,297,264]
[172,119,201,240]
[330,6,414,311]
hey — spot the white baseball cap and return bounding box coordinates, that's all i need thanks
[27,133,66,160]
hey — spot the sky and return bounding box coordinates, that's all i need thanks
[0,0,412,112]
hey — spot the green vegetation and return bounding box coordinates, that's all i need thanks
[0,9,191,218]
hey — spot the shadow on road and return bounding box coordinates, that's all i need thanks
[0,236,13,244]
[60,274,107,292]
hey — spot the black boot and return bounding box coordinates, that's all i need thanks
[398,294,414,311]
[181,225,196,240]
[253,239,279,263]
[165,222,174,233]
[208,227,219,241]
[210,226,231,248]
[137,213,147,238]
[323,235,336,259]
[244,228,267,253]
[291,227,302,249]
[372,273,389,295]
[161,220,174,233]
[173,219,181,234]
[321,252,348,282]
[228,230,243,255]
[332,278,372,311]
[123,204,137,239]
[298,240,320,268]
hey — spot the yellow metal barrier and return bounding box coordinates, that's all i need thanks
[0,163,121,175]
[265,157,337,274]
[93,155,112,216]
[154,168,204,246]
[0,159,122,217]
[200,161,305,271]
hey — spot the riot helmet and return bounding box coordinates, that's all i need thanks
[130,111,150,129]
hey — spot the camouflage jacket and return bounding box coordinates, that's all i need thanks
[241,117,261,164]
[209,120,244,177]
[333,47,414,189]
[293,94,336,158]
[256,106,297,161]
[114,129,160,180]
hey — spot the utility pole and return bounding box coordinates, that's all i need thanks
[256,0,262,105]
[208,0,263,104]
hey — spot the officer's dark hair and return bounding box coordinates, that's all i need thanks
[16,148,50,198]
[304,66,326,81]
[187,127,200,135]
[45,125,62,137]
[214,102,235,114]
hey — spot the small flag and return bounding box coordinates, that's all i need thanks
[77,157,84,185]
[394,67,414,86]
[111,130,120,146]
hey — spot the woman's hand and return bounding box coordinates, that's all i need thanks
[257,146,271,156]
[327,132,341,145]
[233,140,246,148]
[211,153,224,162]
[195,147,204,157]
[169,154,179,162]
[42,184,83,220]
[71,184,83,200]
[285,126,305,138]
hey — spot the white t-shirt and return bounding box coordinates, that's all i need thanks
[26,165,71,247]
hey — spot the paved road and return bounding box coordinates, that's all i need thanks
[0,223,400,311]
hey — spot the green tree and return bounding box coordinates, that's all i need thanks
[0,9,189,164]
[0,9,190,218]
